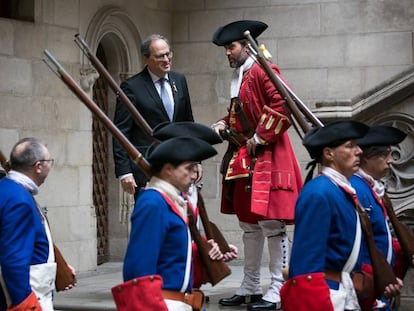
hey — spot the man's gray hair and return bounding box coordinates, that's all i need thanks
[10,137,47,170]
[140,34,170,57]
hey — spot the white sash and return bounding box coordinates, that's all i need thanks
[165,299,192,311]
[322,168,362,310]
[0,204,56,308]
[30,262,57,311]
[0,262,56,310]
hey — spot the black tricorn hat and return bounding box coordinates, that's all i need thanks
[147,136,217,167]
[356,125,407,148]
[152,121,223,145]
[212,20,268,46]
[303,120,369,160]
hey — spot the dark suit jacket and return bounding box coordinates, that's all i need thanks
[113,67,194,185]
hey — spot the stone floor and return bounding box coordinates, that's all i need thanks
[54,262,414,311]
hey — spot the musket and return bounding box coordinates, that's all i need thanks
[0,150,10,172]
[243,31,399,297]
[188,210,231,285]
[383,194,414,267]
[357,203,398,298]
[244,30,323,137]
[196,187,231,253]
[43,49,151,178]
[43,49,231,286]
[74,34,153,139]
[73,34,232,256]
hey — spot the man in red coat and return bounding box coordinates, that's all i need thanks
[211,20,302,311]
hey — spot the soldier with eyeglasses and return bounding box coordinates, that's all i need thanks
[0,137,57,310]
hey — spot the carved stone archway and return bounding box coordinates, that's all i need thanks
[83,5,143,263]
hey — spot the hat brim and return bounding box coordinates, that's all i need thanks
[212,20,268,46]
[303,121,369,159]
[152,121,223,145]
[357,125,407,147]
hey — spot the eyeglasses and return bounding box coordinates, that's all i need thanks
[36,159,55,167]
[151,51,173,60]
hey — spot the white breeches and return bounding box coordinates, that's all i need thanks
[236,220,288,303]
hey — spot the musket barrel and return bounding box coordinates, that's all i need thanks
[43,49,151,178]
[243,31,312,134]
[273,71,324,128]
[74,34,154,139]
[44,49,64,71]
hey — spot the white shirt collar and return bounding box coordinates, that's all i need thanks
[7,170,39,195]
[147,67,169,83]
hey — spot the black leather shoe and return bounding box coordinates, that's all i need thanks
[219,294,263,306]
[247,299,281,310]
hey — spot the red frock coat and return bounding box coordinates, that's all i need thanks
[219,62,302,223]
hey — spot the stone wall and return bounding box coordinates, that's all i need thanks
[0,0,174,272]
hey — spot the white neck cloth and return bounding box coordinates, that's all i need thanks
[230,56,255,98]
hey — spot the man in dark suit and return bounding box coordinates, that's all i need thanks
[113,34,194,196]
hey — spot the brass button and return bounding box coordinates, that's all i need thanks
[132,278,138,285]
[306,275,313,281]
[292,279,297,285]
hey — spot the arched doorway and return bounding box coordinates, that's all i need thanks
[92,44,110,264]
[84,6,142,264]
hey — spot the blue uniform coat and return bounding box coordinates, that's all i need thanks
[281,175,363,311]
[351,175,394,266]
[0,178,49,310]
[123,188,192,292]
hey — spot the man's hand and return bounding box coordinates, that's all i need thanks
[63,264,77,290]
[212,123,226,136]
[121,175,137,195]
[207,239,224,261]
[194,163,203,184]
[384,277,403,298]
[246,137,257,156]
[223,244,238,262]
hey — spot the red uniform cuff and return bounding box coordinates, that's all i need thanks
[281,272,334,311]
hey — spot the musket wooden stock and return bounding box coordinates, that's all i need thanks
[357,204,398,297]
[188,212,231,286]
[43,49,151,178]
[0,150,10,172]
[74,34,232,257]
[383,194,414,267]
[197,190,231,253]
[44,49,231,285]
